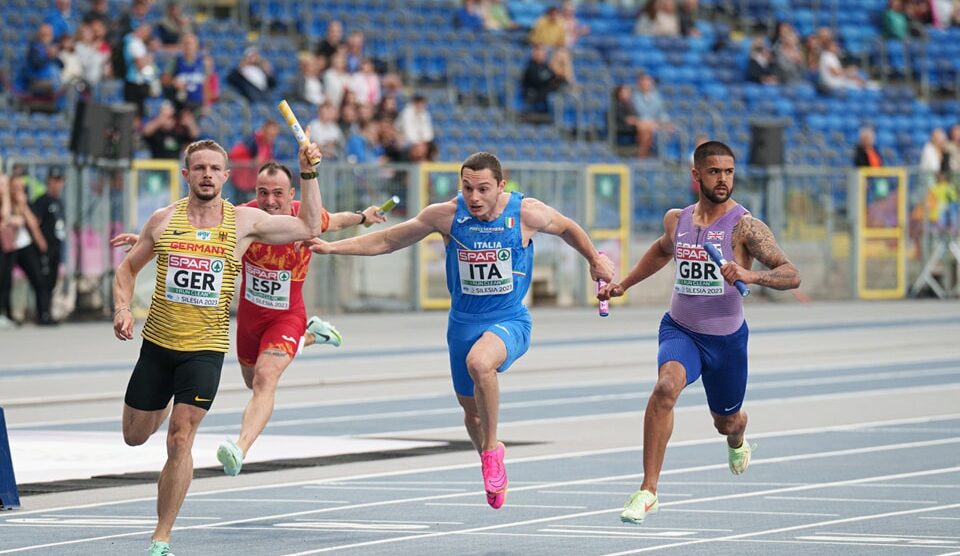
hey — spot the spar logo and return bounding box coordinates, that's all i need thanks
[459,249,510,263]
[247,265,290,281]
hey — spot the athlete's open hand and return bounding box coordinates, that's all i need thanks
[597,282,624,301]
[307,238,332,254]
[589,252,615,283]
[114,308,135,341]
[111,232,139,251]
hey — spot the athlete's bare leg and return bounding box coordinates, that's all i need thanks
[461,332,508,453]
[122,403,173,446]
[302,332,316,347]
[236,349,291,456]
[153,403,206,542]
[713,410,748,449]
[640,361,687,494]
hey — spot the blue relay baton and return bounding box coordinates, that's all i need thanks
[703,242,750,297]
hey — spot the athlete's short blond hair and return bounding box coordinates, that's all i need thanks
[183,140,228,168]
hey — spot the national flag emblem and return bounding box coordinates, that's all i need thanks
[706,230,724,240]
[505,217,515,228]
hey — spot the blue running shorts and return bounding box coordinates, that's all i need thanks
[657,312,749,416]
[447,307,532,397]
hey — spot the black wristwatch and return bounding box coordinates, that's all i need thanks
[300,171,318,180]
[355,210,366,225]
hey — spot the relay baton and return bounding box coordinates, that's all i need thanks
[597,250,610,317]
[365,195,400,227]
[703,242,750,297]
[277,100,322,167]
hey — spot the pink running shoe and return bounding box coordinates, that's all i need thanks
[481,442,508,509]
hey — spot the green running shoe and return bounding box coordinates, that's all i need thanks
[306,316,342,347]
[620,489,658,524]
[217,439,243,476]
[147,540,174,556]
[728,438,753,475]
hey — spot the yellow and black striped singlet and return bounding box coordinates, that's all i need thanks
[142,198,240,352]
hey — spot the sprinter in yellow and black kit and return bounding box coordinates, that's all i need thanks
[111,138,326,556]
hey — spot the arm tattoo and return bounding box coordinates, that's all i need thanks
[735,217,801,290]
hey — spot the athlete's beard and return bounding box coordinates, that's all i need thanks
[194,184,219,202]
[699,181,732,204]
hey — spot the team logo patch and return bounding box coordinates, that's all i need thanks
[706,230,724,241]
[219,231,228,242]
[196,230,212,240]
[505,217,515,229]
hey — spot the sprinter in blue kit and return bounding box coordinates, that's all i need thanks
[312,152,614,509]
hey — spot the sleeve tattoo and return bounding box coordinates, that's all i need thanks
[735,218,801,290]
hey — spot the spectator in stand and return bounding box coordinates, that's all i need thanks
[636,0,681,37]
[746,38,778,84]
[907,0,933,26]
[376,95,399,121]
[944,124,960,178]
[44,0,77,42]
[529,6,567,48]
[483,0,518,31]
[560,1,590,48]
[83,0,109,26]
[379,117,410,163]
[163,33,206,112]
[141,101,200,160]
[345,118,386,164]
[228,120,280,195]
[0,174,9,330]
[350,58,381,108]
[25,23,62,100]
[315,20,343,61]
[632,72,672,158]
[521,44,559,118]
[804,27,832,75]
[343,30,365,74]
[289,52,326,108]
[0,168,48,327]
[323,48,350,109]
[818,38,866,93]
[122,22,160,121]
[71,21,110,87]
[307,101,346,160]
[157,0,193,48]
[853,126,884,167]
[884,0,909,39]
[678,0,701,36]
[920,128,949,185]
[454,0,486,31]
[58,33,83,87]
[227,46,277,104]
[396,94,437,162]
[202,53,220,110]
[771,22,806,84]
[112,0,152,44]
[339,100,359,138]
[613,84,641,147]
[549,46,577,91]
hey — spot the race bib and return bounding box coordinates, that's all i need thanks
[674,244,724,296]
[243,261,292,310]
[458,248,513,295]
[165,254,224,306]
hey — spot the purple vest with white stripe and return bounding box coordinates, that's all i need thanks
[668,203,749,335]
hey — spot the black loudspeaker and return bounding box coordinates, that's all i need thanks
[749,120,785,167]
[70,100,137,160]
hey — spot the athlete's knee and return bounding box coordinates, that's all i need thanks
[165,425,197,457]
[650,372,684,407]
[251,367,282,393]
[123,427,151,447]
[465,352,496,382]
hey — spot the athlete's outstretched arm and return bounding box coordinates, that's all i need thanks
[325,205,388,232]
[730,216,801,290]
[598,209,678,300]
[113,208,166,340]
[312,201,454,256]
[522,198,613,282]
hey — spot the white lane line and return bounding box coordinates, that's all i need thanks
[2,429,958,553]
[425,503,588,509]
[278,466,960,556]
[765,495,940,504]
[302,485,467,492]
[663,509,839,517]
[185,499,349,504]
[535,491,692,497]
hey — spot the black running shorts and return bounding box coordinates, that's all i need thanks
[124,339,224,411]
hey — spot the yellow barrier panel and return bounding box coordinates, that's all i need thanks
[417,163,462,310]
[129,159,182,228]
[585,164,631,306]
[856,167,907,299]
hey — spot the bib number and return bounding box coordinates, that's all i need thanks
[244,262,292,309]
[165,254,224,306]
[674,245,724,296]
[458,248,513,295]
